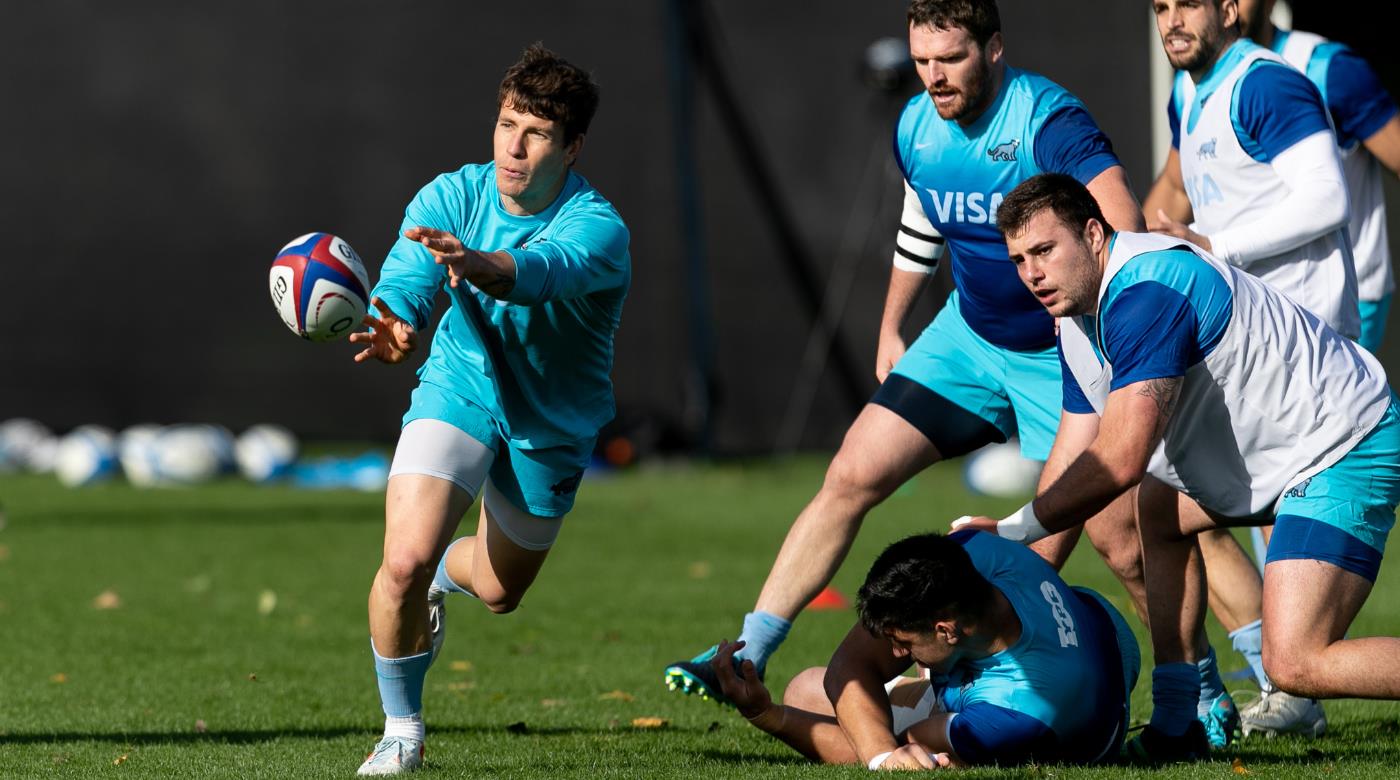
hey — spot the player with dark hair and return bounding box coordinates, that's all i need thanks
[710,531,1139,769]
[961,172,1400,763]
[349,43,629,775]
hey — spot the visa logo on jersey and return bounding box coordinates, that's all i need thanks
[923,189,1006,225]
[1184,173,1224,208]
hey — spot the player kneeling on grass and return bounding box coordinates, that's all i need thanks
[957,172,1400,763]
[348,43,629,776]
[712,531,1138,769]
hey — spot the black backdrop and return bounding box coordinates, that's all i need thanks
[0,1,1384,452]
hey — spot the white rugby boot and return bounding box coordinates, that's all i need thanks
[356,736,424,775]
[1239,689,1327,739]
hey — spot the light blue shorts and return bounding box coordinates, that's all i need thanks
[1269,397,1400,581]
[889,292,1060,461]
[1358,293,1392,354]
[401,382,594,518]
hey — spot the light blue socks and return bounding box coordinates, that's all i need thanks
[373,643,433,719]
[734,611,792,674]
[1229,619,1272,691]
[433,538,474,597]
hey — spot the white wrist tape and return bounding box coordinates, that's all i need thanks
[998,502,1050,544]
[868,751,893,770]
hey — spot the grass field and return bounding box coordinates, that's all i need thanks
[3,456,1400,778]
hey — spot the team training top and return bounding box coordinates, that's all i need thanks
[930,530,1130,765]
[1273,28,1398,302]
[1169,39,1358,337]
[1058,232,1390,523]
[371,164,631,448]
[893,66,1121,351]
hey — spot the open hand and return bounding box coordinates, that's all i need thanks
[1146,209,1211,252]
[950,515,999,535]
[349,296,417,364]
[711,639,774,721]
[405,226,470,288]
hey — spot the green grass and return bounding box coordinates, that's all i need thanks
[2,457,1400,778]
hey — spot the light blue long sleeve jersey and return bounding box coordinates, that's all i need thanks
[371,163,631,448]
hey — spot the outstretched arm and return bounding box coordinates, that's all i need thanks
[403,227,517,298]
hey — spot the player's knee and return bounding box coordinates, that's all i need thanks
[823,449,894,506]
[783,667,829,710]
[1261,636,1318,696]
[474,583,523,614]
[378,551,435,595]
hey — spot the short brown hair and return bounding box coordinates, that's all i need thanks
[497,43,600,143]
[996,173,1113,238]
[907,0,1001,47]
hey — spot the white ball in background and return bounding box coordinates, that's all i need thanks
[235,424,299,483]
[963,440,1043,498]
[154,425,222,485]
[118,424,165,488]
[53,425,118,487]
[0,418,55,472]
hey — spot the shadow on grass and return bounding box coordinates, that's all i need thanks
[692,748,808,767]
[0,723,630,747]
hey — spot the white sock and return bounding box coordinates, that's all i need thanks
[384,714,425,742]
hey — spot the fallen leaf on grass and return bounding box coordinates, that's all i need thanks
[92,589,122,610]
[194,719,207,733]
[449,660,473,672]
[1232,757,1249,775]
[446,681,475,692]
[257,590,277,615]
[631,717,669,729]
[599,690,634,702]
[49,673,68,684]
[247,673,258,682]
[541,698,564,708]
[113,753,129,766]
[688,561,712,579]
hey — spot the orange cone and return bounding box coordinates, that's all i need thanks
[808,586,851,610]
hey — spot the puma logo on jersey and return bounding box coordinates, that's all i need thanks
[987,139,1020,162]
[1197,138,1217,160]
[923,189,1005,225]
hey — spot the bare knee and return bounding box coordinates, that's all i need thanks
[472,581,523,614]
[1262,634,1319,697]
[783,667,832,712]
[822,449,896,509]
[378,550,435,601]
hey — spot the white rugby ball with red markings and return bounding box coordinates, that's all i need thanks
[270,232,371,342]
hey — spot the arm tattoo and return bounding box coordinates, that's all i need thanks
[1137,377,1182,437]
[477,272,515,298]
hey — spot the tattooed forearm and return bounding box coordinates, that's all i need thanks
[1137,376,1182,437]
[477,273,516,297]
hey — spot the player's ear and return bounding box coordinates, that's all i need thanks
[1219,0,1240,29]
[935,620,959,645]
[565,133,585,167]
[984,32,1004,65]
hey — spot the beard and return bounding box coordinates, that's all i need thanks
[1165,29,1224,73]
[929,59,991,121]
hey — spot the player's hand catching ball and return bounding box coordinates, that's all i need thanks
[351,297,417,364]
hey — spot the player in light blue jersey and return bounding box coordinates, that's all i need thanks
[348,44,630,776]
[708,532,1138,769]
[664,0,1152,717]
[962,173,1400,764]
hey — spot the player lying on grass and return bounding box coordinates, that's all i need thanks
[712,531,1138,769]
[956,172,1400,763]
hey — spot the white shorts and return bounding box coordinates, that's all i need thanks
[388,418,563,551]
[884,675,948,735]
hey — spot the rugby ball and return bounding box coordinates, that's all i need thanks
[270,232,371,342]
[234,424,298,483]
[53,425,118,487]
[962,440,1043,498]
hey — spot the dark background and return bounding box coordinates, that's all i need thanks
[0,1,1390,453]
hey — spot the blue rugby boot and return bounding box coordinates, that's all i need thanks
[1200,691,1240,749]
[663,644,759,707]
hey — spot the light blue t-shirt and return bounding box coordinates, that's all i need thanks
[894,67,1121,351]
[936,531,1127,765]
[371,164,631,447]
[1168,39,1332,162]
[1061,241,1233,414]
